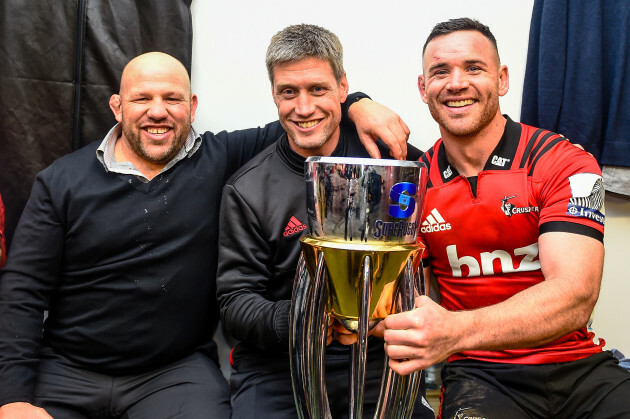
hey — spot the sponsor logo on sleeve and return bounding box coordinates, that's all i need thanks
[567,174,605,226]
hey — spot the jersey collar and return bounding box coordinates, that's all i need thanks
[437,115,522,184]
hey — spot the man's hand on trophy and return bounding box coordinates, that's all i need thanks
[368,280,401,341]
[348,98,410,160]
[332,320,358,345]
[373,281,396,319]
[382,295,457,375]
[331,282,400,343]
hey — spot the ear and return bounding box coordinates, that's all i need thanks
[498,65,509,97]
[109,94,123,123]
[418,75,428,104]
[338,73,349,103]
[190,93,198,123]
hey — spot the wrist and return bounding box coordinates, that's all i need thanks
[342,92,371,125]
[452,309,479,354]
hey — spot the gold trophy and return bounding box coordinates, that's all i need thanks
[290,157,427,419]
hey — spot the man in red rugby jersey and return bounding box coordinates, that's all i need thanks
[383,18,630,418]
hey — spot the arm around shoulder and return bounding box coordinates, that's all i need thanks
[217,121,285,176]
[344,94,410,160]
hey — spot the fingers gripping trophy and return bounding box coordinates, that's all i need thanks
[290,157,428,419]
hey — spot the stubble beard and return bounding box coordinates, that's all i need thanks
[428,93,500,138]
[121,118,191,165]
[291,130,330,151]
[287,119,338,153]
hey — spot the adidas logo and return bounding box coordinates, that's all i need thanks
[420,208,452,233]
[283,216,307,237]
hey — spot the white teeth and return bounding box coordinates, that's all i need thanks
[147,128,169,134]
[447,99,475,107]
[297,120,319,128]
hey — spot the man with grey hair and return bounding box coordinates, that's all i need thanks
[264,23,407,160]
[217,24,433,418]
[265,22,345,80]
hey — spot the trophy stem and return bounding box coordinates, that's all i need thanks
[349,255,372,419]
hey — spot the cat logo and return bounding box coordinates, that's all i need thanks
[443,165,453,179]
[491,155,511,167]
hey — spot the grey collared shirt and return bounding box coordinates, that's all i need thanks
[96,124,202,182]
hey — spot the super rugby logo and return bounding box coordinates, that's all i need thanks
[373,182,418,239]
[388,182,417,218]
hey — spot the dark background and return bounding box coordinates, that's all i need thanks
[0,0,193,246]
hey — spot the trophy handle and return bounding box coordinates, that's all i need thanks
[374,257,422,419]
[290,253,311,418]
[290,252,332,419]
[310,251,331,419]
[349,255,372,418]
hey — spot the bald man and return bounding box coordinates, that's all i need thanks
[0,52,409,419]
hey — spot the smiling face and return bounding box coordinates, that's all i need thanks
[272,57,348,157]
[109,53,198,173]
[418,30,508,139]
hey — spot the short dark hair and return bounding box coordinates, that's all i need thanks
[422,18,499,61]
[266,24,344,84]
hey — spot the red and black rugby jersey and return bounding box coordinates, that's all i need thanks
[419,116,605,365]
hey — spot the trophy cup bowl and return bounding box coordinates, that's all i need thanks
[290,157,427,419]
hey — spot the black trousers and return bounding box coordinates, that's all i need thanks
[34,351,231,419]
[440,350,630,419]
[230,353,435,419]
